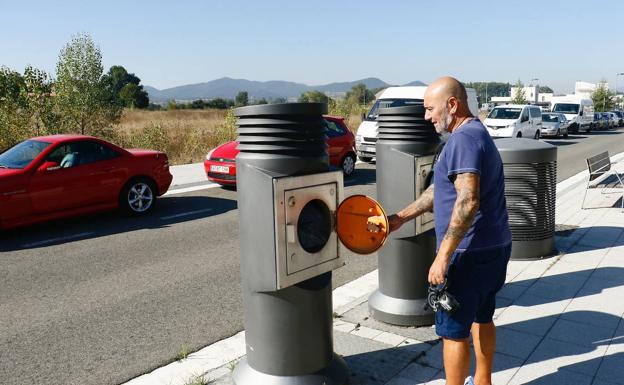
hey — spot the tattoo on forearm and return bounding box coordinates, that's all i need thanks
[443,173,480,243]
[397,185,434,222]
[414,185,434,215]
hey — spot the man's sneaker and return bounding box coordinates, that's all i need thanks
[464,376,475,385]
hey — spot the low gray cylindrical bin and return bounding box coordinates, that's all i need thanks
[494,138,557,260]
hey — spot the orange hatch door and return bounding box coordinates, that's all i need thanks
[336,195,388,255]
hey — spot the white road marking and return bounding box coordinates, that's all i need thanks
[160,208,213,221]
[21,232,95,248]
[163,183,221,196]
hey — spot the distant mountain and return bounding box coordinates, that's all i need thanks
[144,77,426,102]
[402,80,427,86]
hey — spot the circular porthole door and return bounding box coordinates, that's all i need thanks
[336,195,388,255]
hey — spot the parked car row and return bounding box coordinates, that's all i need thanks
[0,113,357,230]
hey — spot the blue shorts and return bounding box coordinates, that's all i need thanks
[435,243,511,339]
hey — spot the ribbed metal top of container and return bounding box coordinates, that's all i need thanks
[377,105,438,143]
[235,103,328,156]
[234,102,327,117]
[494,138,557,163]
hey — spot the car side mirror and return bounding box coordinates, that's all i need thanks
[521,116,528,123]
[38,161,60,172]
[579,111,583,116]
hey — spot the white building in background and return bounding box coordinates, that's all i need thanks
[510,85,539,103]
[574,81,608,99]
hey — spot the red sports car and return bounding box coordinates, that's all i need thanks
[204,115,356,186]
[0,135,172,230]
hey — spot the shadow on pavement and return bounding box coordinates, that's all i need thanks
[498,266,624,308]
[0,195,237,251]
[339,310,622,385]
[543,140,578,146]
[345,167,376,187]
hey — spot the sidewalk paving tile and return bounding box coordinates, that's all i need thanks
[577,226,624,248]
[546,318,616,347]
[497,282,529,302]
[372,332,407,346]
[507,365,594,385]
[352,325,384,340]
[341,302,439,343]
[494,294,571,337]
[558,246,610,269]
[563,286,624,325]
[496,326,543,360]
[391,362,439,383]
[522,280,580,302]
[595,340,624,384]
[334,319,357,333]
[468,352,524,385]
[334,331,431,385]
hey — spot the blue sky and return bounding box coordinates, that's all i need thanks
[1,0,622,93]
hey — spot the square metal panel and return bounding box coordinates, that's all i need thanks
[273,171,345,289]
[414,155,435,235]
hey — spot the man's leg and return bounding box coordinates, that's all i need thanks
[443,337,471,385]
[471,322,496,385]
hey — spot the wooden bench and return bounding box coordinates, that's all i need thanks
[582,151,623,211]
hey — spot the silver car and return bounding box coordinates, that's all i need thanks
[540,112,569,138]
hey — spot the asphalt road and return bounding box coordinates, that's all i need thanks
[1,127,624,385]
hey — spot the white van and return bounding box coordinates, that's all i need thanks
[355,86,478,162]
[551,98,594,133]
[484,104,543,139]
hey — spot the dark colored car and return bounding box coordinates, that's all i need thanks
[0,135,172,230]
[204,116,357,186]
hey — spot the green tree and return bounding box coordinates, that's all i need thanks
[0,67,28,149]
[22,66,56,135]
[255,98,268,105]
[54,33,122,135]
[271,97,287,104]
[102,65,149,108]
[205,98,232,109]
[511,80,527,104]
[235,91,248,107]
[119,83,149,109]
[299,90,330,104]
[591,82,616,112]
[346,83,375,105]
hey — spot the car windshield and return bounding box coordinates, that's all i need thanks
[542,114,559,122]
[365,98,423,121]
[553,103,580,114]
[0,139,51,169]
[487,108,521,120]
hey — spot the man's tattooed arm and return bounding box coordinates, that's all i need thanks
[396,184,435,221]
[437,173,480,260]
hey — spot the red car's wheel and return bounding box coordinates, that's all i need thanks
[120,177,156,215]
[342,154,356,176]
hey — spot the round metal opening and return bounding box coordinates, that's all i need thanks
[297,199,332,253]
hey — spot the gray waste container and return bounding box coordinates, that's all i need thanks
[494,138,557,260]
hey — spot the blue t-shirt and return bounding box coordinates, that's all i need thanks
[433,118,511,251]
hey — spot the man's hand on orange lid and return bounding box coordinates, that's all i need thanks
[368,214,405,234]
[367,215,386,233]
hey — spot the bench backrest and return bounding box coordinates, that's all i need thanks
[586,151,611,181]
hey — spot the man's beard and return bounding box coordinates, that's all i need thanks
[434,106,453,135]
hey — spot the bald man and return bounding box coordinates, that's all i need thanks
[371,77,511,385]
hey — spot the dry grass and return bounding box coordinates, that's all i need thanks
[112,109,236,165]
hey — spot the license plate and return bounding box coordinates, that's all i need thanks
[210,165,230,173]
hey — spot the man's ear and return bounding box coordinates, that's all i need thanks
[447,97,458,114]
